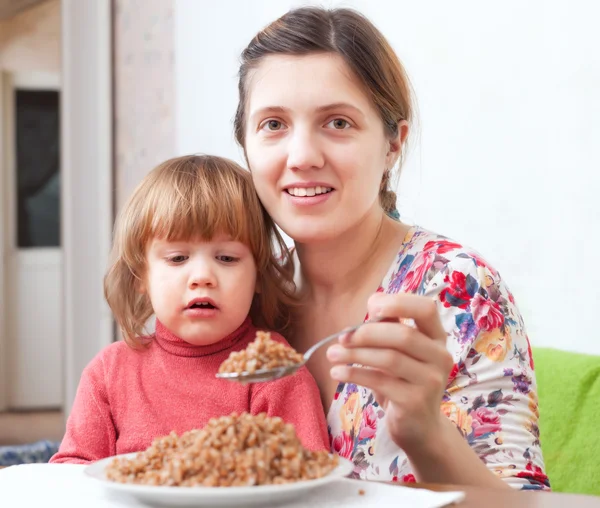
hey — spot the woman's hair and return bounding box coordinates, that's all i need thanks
[234,6,414,217]
[104,154,297,346]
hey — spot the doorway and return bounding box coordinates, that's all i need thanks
[1,71,62,410]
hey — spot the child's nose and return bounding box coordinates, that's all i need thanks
[188,263,217,288]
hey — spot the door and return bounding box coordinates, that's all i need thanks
[1,71,63,409]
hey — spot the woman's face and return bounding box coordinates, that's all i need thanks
[244,53,401,243]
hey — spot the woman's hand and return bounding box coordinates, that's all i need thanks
[326,292,454,453]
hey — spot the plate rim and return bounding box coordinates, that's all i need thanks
[84,452,353,498]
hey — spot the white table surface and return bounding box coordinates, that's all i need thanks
[0,463,465,508]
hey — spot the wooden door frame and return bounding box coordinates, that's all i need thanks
[60,0,114,415]
[0,72,10,411]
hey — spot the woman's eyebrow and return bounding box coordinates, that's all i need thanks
[316,102,366,119]
[250,103,366,122]
[249,106,288,123]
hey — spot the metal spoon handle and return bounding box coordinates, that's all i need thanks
[303,316,386,361]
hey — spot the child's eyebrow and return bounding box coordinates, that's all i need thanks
[149,239,187,251]
[212,233,238,243]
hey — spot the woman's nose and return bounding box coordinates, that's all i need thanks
[286,128,325,172]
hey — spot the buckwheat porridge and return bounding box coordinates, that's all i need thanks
[218,331,304,375]
[105,412,339,487]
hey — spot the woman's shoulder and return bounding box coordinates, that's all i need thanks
[390,226,527,363]
[396,226,495,268]
[385,226,500,296]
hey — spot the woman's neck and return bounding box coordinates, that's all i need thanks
[294,208,411,303]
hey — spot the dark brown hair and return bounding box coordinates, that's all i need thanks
[234,6,414,216]
[104,155,297,346]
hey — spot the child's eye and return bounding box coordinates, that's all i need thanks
[217,255,239,263]
[167,255,188,263]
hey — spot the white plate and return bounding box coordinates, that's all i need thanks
[84,453,353,507]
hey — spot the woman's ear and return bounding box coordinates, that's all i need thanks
[385,120,409,168]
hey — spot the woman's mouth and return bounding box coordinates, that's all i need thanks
[285,186,333,197]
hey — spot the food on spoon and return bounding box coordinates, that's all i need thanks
[105,412,339,487]
[218,331,304,375]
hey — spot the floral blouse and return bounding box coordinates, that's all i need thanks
[327,226,550,490]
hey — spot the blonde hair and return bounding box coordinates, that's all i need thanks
[104,154,297,347]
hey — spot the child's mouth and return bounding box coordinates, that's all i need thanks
[189,302,216,310]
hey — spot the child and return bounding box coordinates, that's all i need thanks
[50,155,329,464]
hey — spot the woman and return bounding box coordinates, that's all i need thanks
[233,6,548,490]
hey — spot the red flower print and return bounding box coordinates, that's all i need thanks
[471,406,501,438]
[401,251,435,293]
[517,462,550,486]
[526,336,535,370]
[447,363,459,384]
[358,405,378,441]
[439,271,475,309]
[402,474,416,483]
[471,293,504,331]
[423,240,462,254]
[332,431,354,459]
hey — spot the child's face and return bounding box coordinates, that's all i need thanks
[143,234,258,345]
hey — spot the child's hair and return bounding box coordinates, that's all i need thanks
[104,154,297,346]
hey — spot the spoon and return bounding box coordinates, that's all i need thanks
[215,317,386,384]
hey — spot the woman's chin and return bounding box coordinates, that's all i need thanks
[276,206,382,245]
[278,219,343,245]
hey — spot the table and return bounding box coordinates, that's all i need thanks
[1,465,598,507]
[404,482,600,507]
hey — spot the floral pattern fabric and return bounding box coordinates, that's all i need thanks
[327,226,550,490]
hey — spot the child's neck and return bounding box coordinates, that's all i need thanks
[152,317,253,358]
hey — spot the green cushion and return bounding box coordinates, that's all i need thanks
[535,347,600,496]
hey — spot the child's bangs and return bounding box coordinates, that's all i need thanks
[146,167,253,246]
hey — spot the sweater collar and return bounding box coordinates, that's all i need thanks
[153,317,253,357]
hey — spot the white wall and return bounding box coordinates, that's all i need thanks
[113,0,176,211]
[175,0,600,355]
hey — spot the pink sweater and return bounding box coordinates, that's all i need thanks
[50,318,329,464]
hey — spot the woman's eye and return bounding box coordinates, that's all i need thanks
[261,119,283,131]
[218,255,239,263]
[168,255,187,263]
[327,118,351,130]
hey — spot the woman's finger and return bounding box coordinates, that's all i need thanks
[342,322,453,372]
[328,344,450,395]
[326,344,425,381]
[367,292,447,343]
